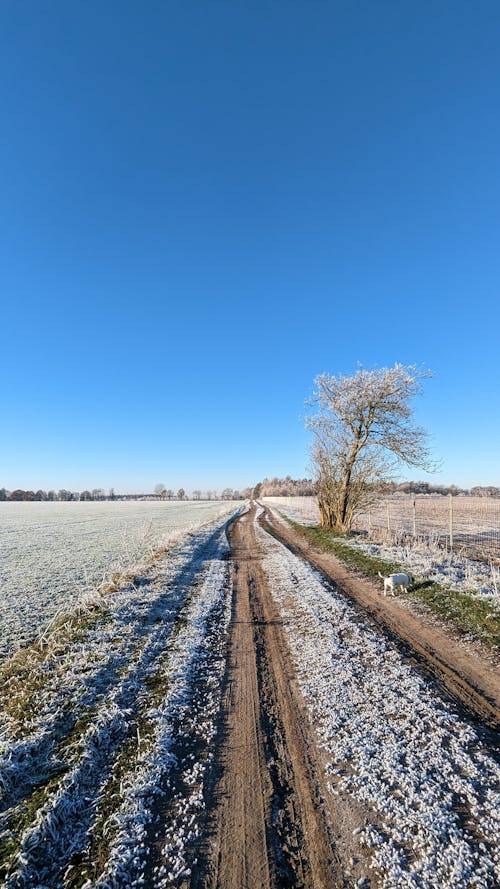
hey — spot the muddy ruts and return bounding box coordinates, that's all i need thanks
[203,508,342,889]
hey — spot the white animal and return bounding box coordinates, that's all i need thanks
[378,571,410,596]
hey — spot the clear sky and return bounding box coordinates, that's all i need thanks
[1,1,499,492]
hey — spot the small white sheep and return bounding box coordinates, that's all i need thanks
[378,571,410,596]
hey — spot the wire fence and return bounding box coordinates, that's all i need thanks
[355,496,500,563]
[263,495,500,563]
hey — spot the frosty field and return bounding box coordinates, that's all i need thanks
[0,500,241,658]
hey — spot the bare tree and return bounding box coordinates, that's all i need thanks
[192,489,202,500]
[307,364,435,532]
[154,483,167,499]
[177,488,185,501]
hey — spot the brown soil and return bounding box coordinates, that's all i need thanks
[260,506,500,733]
[203,508,350,889]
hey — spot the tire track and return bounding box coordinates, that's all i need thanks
[204,508,343,889]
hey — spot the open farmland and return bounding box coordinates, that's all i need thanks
[0,500,242,659]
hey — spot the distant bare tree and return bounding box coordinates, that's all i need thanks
[165,489,174,500]
[154,483,167,499]
[307,364,435,532]
[192,489,201,500]
[177,488,185,501]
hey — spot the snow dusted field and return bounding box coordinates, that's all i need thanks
[264,497,500,606]
[0,507,241,886]
[263,495,320,525]
[0,500,242,658]
[256,508,500,888]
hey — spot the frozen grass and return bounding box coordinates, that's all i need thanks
[0,507,241,887]
[0,499,242,658]
[256,512,500,888]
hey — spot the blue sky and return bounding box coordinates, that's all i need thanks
[1,1,499,491]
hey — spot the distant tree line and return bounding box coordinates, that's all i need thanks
[253,476,318,498]
[366,481,500,497]
[0,486,250,502]
[249,476,500,500]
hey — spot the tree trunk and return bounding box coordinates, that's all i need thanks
[318,498,336,530]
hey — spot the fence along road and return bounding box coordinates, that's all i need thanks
[355,495,500,563]
[262,495,500,564]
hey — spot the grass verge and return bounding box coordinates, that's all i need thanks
[284,519,500,650]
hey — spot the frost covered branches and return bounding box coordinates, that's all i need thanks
[307,364,434,531]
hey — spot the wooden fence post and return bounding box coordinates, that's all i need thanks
[449,494,453,552]
[412,497,416,537]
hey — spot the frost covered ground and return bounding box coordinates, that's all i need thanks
[0,500,242,658]
[263,496,319,525]
[256,508,500,888]
[264,498,500,607]
[334,534,500,608]
[0,506,242,887]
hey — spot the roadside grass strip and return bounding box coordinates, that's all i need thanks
[81,555,232,888]
[279,517,500,649]
[256,516,500,888]
[0,511,238,887]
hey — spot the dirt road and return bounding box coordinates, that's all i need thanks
[204,509,343,889]
[200,503,500,889]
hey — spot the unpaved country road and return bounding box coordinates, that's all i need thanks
[203,507,344,889]
[199,502,499,889]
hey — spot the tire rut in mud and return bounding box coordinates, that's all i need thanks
[202,510,343,889]
[250,575,342,889]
